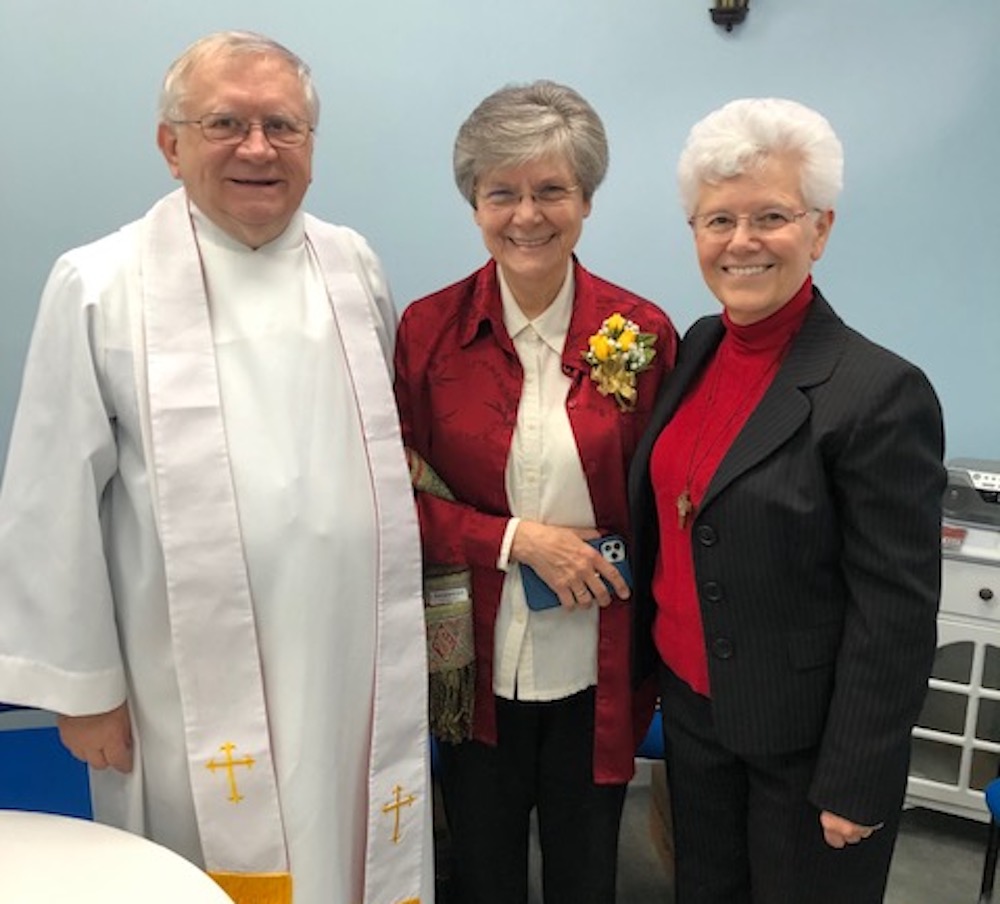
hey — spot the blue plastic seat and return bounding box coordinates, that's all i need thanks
[637,709,664,759]
[0,706,92,818]
[980,778,1000,902]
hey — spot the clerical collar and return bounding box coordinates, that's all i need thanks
[722,276,813,353]
[188,202,305,254]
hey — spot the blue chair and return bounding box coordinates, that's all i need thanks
[980,778,1000,902]
[0,706,92,818]
[637,708,664,759]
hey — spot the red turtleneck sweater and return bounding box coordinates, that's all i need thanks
[648,279,813,696]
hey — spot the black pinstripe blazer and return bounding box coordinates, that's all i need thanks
[628,288,946,823]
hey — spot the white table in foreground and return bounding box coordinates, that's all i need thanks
[0,809,234,903]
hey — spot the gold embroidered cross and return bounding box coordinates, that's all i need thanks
[206,742,255,802]
[381,784,416,844]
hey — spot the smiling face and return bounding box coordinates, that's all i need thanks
[473,156,591,316]
[157,52,313,248]
[693,154,834,324]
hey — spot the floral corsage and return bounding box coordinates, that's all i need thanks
[583,312,657,412]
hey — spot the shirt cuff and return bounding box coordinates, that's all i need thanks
[497,517,522,572]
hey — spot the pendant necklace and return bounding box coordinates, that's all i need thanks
[675,363,723,530]
[675,346,784,530]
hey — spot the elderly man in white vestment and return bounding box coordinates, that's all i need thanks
[0,30,432,904]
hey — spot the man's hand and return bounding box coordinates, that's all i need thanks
[820,810,883,848]
[57,702,133,773]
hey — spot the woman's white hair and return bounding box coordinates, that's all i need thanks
[677,98,843,216]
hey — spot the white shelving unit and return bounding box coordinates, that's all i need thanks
[907,530,1000,823]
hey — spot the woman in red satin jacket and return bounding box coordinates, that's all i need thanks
[393,80,677,904]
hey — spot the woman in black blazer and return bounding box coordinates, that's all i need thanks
[629,98,945,903]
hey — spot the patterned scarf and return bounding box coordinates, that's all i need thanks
[406,449,475,743]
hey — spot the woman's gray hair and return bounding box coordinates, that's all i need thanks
[677,98,843,216]
[453,80,609,206]
[158,31,320,125]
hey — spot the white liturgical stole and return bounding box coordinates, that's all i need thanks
[135,189,429,904]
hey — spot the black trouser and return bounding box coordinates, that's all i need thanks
[658,664,902,904]
[437,687,627,904]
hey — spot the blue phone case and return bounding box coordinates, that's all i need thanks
[520,535,632,611]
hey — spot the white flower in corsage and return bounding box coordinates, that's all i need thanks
[583,312,657,412]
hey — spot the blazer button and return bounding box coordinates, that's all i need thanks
[711,637,734,660]
[703,581,724,603]
[696,525,717,546]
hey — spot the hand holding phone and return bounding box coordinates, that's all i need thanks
[520,535,632,612]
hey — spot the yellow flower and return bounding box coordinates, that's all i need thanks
[582,312,658,412]
[589,334,612,362]
[605,312,627,334]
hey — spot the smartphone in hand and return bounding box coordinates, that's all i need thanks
[520,535,632,612]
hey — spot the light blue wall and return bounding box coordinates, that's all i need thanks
[1,1,998,463]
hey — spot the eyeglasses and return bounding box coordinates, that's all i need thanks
[477,184,580,211]
[688,207,819,237]
[170,113,314,148]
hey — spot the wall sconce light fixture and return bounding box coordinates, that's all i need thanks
[711,0,749,32]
